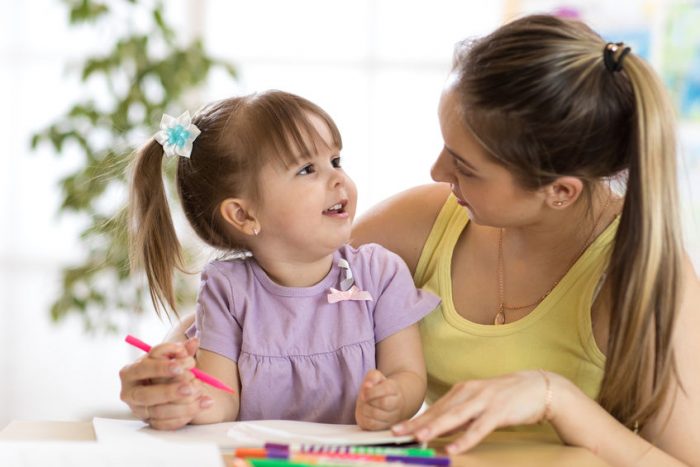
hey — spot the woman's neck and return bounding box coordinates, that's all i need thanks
[252,252,335,288]
[504,188,620,265]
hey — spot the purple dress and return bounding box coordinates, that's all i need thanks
[187,243,439,424]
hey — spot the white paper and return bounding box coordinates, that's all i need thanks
[93,417,238,450]
[226,419,415,447]
[0,440,224,467]
[93,417,414,450]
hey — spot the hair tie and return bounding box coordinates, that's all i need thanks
[154,111,201,158]
[603,42,631,73]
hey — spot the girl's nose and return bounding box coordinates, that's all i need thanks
[328,166,346,187]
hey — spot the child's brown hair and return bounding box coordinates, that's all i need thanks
[128,90,342,316]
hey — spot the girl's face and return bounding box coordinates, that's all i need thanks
[431,84,542,227]
[254,115,357,261]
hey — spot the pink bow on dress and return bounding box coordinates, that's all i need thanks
[327,285,373,304]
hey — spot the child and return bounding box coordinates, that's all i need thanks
[128,90,439,430]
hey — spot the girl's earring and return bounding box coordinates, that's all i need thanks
[253,227,260,236]
[554,201,565,207]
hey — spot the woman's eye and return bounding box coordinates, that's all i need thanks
[297,164,315,175]
[454,162,474,178]
[332,156,342,168]
[457,167,474,177]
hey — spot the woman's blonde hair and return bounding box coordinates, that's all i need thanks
[452,14,682,430]
[128,90,342,316]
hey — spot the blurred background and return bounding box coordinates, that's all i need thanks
[1,0,698,428]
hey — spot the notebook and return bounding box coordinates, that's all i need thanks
[93,417,415,451]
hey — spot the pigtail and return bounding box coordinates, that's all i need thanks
[598,54,683,430]
[128,139,184,317]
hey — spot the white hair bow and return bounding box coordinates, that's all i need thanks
[154,111,201,158]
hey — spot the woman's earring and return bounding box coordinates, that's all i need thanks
[554,201,565,207]
[253,227,259,236]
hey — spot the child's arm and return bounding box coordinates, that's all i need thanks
[190,349,240,424]
[119,338,215,431]
[355,323,426,430]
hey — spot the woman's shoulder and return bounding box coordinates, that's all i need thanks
[351,183,452,274]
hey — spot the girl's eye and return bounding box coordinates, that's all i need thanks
[297,164,315,175]
[332,156,342,168]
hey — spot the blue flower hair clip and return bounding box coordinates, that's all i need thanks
[154,111,201,158]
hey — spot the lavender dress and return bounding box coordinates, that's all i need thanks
[187,243,439,423]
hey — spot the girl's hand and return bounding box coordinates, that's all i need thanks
[119,338,213,430]
[355,369,405,431]
[391,371,552,453]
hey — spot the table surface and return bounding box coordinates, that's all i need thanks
[0,420,609,466]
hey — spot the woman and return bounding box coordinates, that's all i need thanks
[119,15,699,465]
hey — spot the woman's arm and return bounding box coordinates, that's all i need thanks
[351,183,451,273]
[394,255,700,466]
[550,254,699,466]
[635,255,699,464]
[164,314,195,341]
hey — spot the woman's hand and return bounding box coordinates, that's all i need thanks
[355,369,406,431]
[392,371,552,453]
[119,338,213,430]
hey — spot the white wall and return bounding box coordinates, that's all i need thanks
[1,0,698,429]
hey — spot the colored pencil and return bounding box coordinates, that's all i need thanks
[124,334,236,394]
[264,444,435,457]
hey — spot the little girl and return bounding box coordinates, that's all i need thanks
[128,90,439,430]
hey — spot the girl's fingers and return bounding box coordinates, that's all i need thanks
[124,378,201,407]
[120,350,197,388]
[361,369,386,388]
[148,342,189,359]
[120,355,190,383]
[184,337,200,357]
[362,380,399,403]
[142,395,214,430]
[357,402,395,430]
[146,395,207,421]
[366,392,401,411]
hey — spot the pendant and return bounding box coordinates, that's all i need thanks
[494,309,506,325]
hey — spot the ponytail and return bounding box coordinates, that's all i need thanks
[598,54,683,429]
[128,139,183,317]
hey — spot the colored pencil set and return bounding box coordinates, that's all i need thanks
[233,444,451,467]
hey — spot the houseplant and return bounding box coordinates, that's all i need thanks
[31,0,236,332]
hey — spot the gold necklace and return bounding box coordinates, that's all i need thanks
[494,195,612,325]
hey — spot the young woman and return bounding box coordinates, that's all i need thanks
[119,15,699,466]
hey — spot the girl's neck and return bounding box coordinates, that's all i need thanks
[252,252,335,288]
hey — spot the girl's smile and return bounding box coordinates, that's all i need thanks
[322,199,349,218]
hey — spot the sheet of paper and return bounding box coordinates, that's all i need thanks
[0,440,224,467]
[225,419,416,446]
[93,417,415,450]
[93,417,238,449]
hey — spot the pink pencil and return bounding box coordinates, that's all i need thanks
[125,334,236,394]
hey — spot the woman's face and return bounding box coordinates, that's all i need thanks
[432,83,543,228]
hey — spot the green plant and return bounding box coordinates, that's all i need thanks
[31,0,236,332]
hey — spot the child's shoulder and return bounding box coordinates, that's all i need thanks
[340,242,398,260]
[338,243,407,274]
[201,256,252,279]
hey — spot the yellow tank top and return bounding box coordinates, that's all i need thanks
[415,195,616,434]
